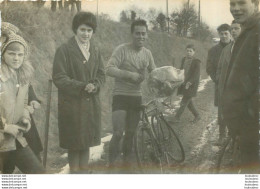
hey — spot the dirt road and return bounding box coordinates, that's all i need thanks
[49,79,223,174]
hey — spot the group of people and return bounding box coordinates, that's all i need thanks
[0,0,259,174]
[207,0,259,173]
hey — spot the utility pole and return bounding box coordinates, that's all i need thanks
[198,0,201,40]
[166,0,170,34]
[97,0,99,18]
[188,0,190,9]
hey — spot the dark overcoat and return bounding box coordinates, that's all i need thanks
[52,37,105,150]
[177,57,201,97]
[206,41,230,106]
[221,14,259,121]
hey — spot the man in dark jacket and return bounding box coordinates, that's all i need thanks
[220,0,260,173]
[206,24,232,141]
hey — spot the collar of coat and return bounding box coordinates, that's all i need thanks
[242,12,260,31]
[67,37,99,56]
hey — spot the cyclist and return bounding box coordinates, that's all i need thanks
[106,19,156,170]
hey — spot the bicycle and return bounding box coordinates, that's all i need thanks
[134,98,185,173]
[216,135,241,174]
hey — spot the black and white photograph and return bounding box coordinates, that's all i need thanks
[0,0,259,188]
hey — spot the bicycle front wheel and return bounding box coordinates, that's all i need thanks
[151,114,185,165]
[134,123,163,173]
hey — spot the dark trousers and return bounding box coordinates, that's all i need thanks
[175,95,199,119]
[218,108,226,137]
[226,117,259,173]
[0,145,45,174]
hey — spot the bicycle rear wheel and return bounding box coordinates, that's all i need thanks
[134,123,163,173]
[151,114,185,165]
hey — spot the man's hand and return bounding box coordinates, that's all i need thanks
[185,82,192,89]
[129,72,144,84]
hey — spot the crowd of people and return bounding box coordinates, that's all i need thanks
[0,0,259,174]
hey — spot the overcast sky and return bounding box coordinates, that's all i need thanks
[82,0,233,29]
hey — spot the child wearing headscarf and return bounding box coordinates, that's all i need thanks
[0,30,44,174]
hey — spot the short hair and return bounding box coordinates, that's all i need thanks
[217,24,231,33]
[186,44,195,51]
[130,19,148,34]
[72,12,97,34]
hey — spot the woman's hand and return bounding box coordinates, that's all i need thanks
[30,101,41,110]
[21,118,31,133]
[85,83,96,93]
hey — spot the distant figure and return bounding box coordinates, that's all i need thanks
[172,44,201,123]
[106,19,156,171]
[221,0,260,173]
[52,12,105,174]
[206,24,232,142]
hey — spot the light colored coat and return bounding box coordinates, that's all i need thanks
[0,62,32,152]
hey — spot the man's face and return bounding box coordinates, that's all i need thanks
[186,48,195,58]
[132,25,147,50]
[231,23,242,40]
[218,30,232,44]
[230,0,257,24]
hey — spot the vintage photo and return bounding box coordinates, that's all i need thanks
[0,0,259,175]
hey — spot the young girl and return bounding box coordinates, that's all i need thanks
[0,31,44,174]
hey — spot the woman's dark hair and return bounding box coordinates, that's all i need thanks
[131,19,148,34]
[72,12,97,34]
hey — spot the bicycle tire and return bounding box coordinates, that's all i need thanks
[134,123,163,173]
[151,114,185,164]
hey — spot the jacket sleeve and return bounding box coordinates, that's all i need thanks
[216,52,224,84]
[92,50,106,92]
[187,59,200,85]
[106,46,137,80]
[180,57,185,70]
[147,50,156,73]
[52,45,86,96]
[206,49,216,82]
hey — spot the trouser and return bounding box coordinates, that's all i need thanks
[218,108,226,138]
[175,95,199,119]
[226,117,260,173]
[108,95,141,166]
[0,144,45,174]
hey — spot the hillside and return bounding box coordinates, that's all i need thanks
[1,3,213,166]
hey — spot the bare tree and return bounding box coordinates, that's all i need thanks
[171,2,197,37]
[156,13,167,32]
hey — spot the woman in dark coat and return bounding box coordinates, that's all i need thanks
[52,12,105,173]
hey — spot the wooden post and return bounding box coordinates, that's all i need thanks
[43,80,53,168]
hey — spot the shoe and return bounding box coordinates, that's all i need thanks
[192,116,201,124]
